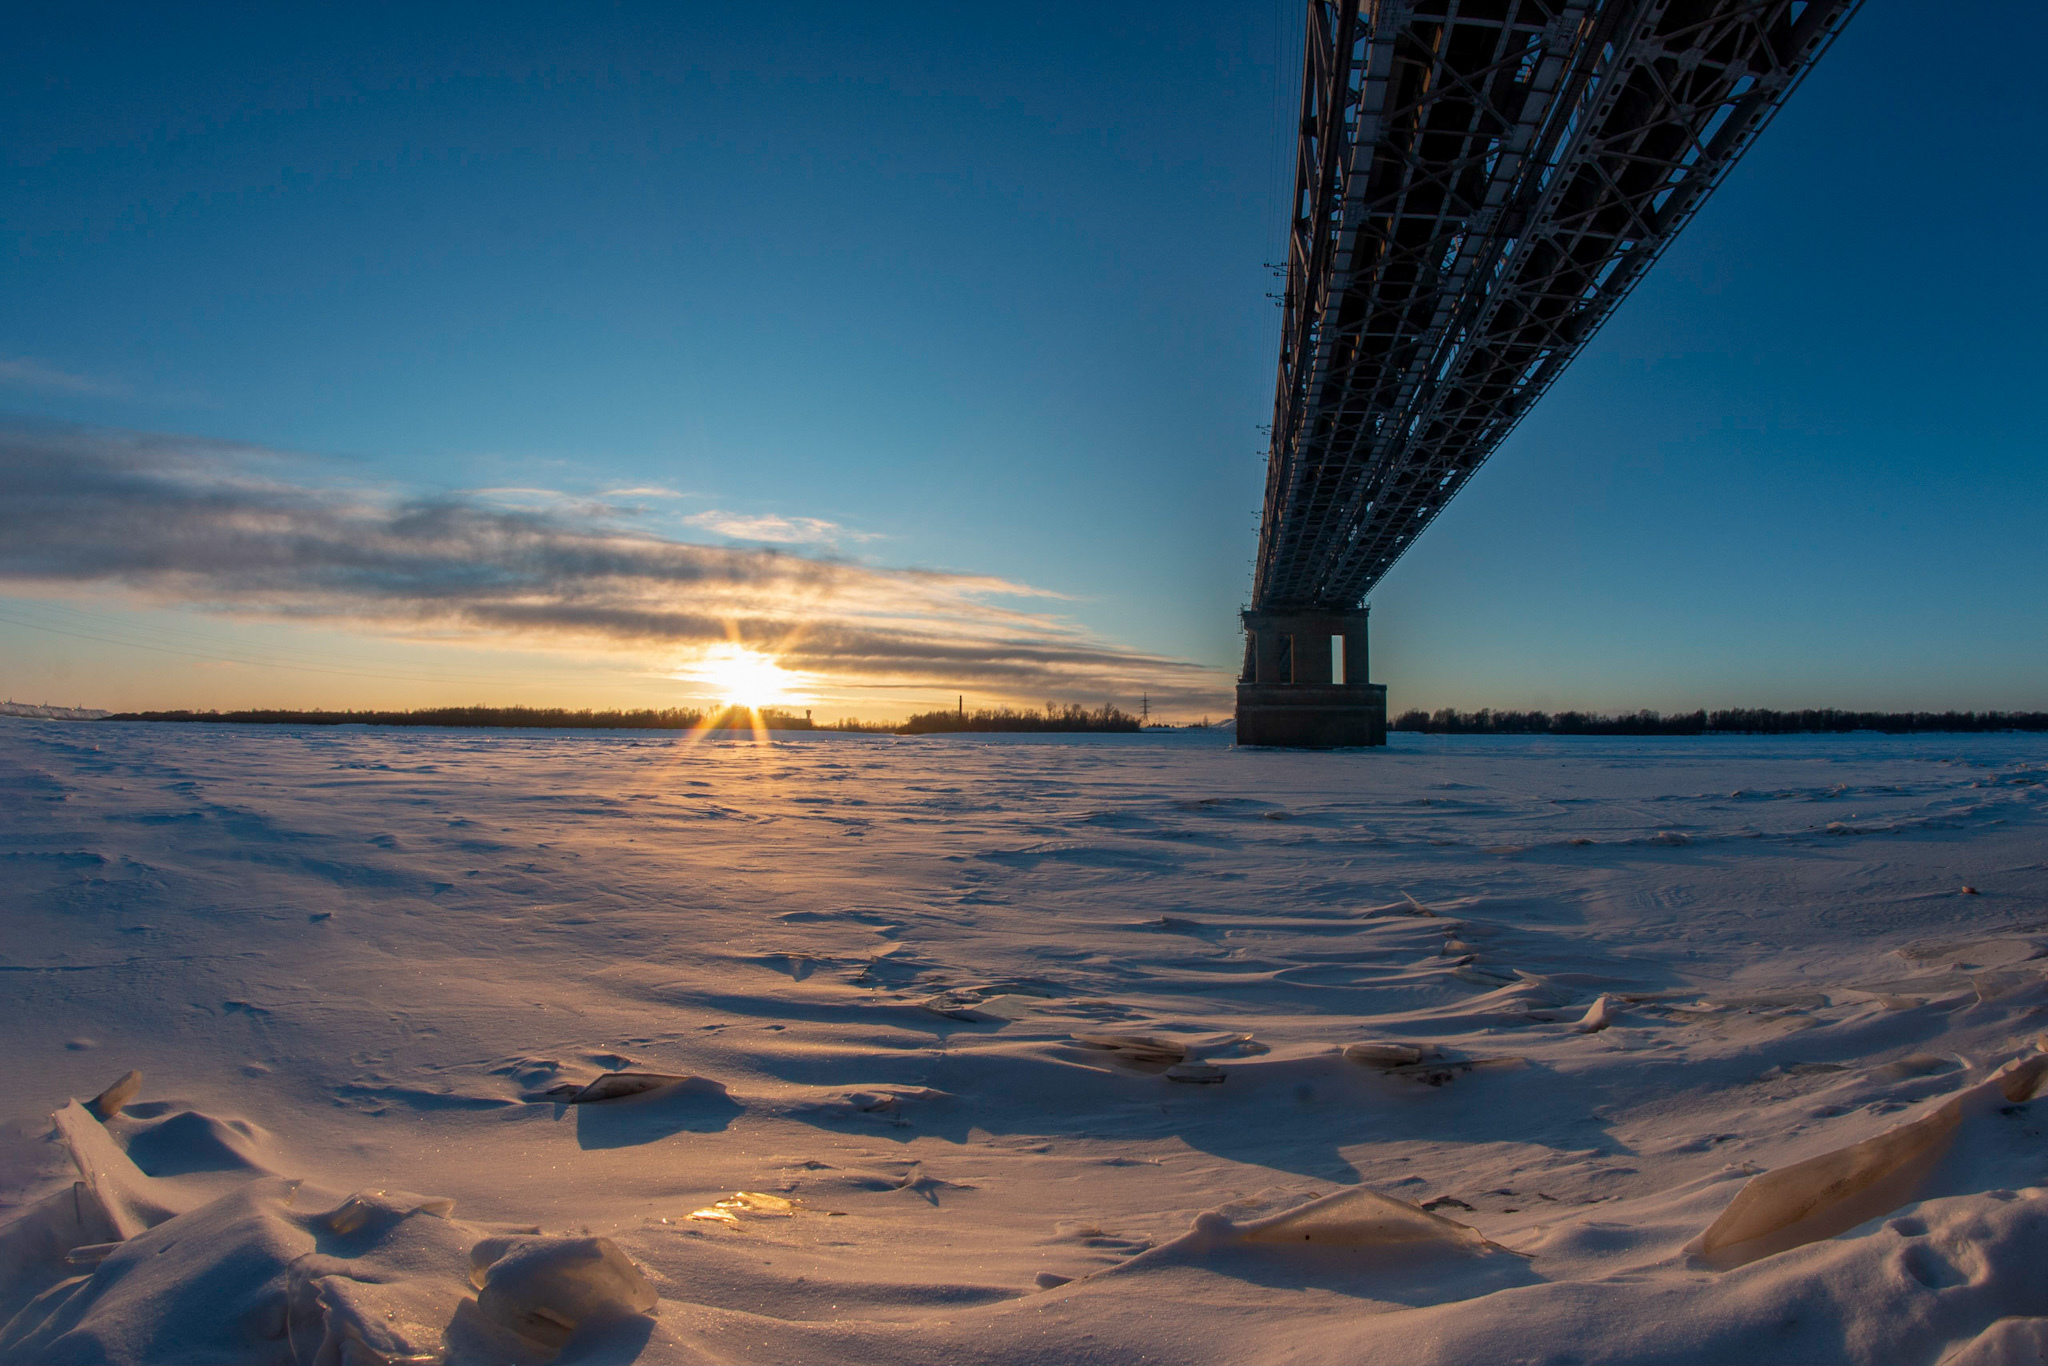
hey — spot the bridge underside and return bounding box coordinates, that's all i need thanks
[1236,0,1856,747]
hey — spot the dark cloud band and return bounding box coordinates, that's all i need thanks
[0,420,1231,708]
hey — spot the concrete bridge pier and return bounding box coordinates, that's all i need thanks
[1235,608,1387,748]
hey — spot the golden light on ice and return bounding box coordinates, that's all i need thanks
[682,643,801,709]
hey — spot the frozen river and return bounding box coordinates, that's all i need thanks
[4,719,2047,1363]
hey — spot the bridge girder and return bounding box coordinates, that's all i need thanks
[1251,0,1861,614]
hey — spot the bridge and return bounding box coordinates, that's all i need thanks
[1236,0,1860,746]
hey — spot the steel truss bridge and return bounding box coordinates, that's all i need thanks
[1236,0,1859,746]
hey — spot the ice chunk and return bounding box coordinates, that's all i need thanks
[726,1190,796,1214]
[51,1101,182,1238]
[61,1241,121,1266]
[544,1072,701,1104]
[1575,995,1617,1033]
[1070,1034,1187,1069]
[324,1189,456,1237]
[2001,1053,2048,1102]
[0,1099,220,1322]
[968,993,1044,1021]
[0,1183,123,1302]
[85,1069,141,1120]
[1228,1186,1492,1251]
[1344,1041,1431,1069]
[2,1179,320,1363]
[918,994,1022,1022]
[1691,1107,1957,1269]
[288,1256,465,1366]
[1941,1316,2048,1365]
[470,1235,658,1349]
[1695,1114,1949,1269]
[688,1191,798,1225]
[1344,1041,1517,1085]
[1692,1051,2048,1268]
[1186,1032,1267,1058]
[1164,1062,1226,1084]
[3,1176,487,1363]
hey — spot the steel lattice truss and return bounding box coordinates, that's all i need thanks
[1252,0,1859,610]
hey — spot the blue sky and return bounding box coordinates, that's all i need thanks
[2,3,2043,718]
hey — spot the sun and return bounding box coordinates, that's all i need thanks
[683,643,801,710]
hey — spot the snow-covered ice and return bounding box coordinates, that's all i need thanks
[3,718,2048,1364]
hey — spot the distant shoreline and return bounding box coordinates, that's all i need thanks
[0,701,112,721]
[34,703,2048,736]
[1392,708,2048,736]
[94,703,1157,736]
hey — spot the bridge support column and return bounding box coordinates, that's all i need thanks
[1235,608,1386,748]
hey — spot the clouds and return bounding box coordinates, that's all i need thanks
[682,509,875,545]
[600,486,687,500]
[0,357,126,398]
[0,420,1232,709]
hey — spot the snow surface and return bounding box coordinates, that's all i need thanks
[4,717,2048,1364]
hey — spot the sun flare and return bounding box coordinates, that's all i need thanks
[683,643,802,709]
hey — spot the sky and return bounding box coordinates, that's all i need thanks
[2,2,2044,721]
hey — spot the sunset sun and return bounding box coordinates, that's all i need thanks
[687,643,800,709]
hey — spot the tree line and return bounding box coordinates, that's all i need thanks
[899,702,1139,734]
[105,702,1142,734]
